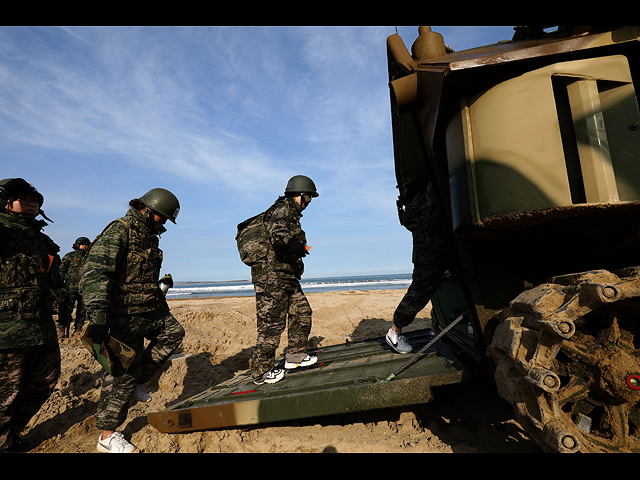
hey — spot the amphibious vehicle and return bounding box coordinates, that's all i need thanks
[149,26,640,453]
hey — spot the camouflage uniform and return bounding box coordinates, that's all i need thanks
[251,197,312,379]
[58,246,88,332]
[393,182,452,329]
[80,207,184,432]
[0,209,63,452]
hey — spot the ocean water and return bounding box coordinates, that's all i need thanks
[166,273,413,299]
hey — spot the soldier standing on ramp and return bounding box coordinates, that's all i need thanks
[386,181,452,354]
[81,188,185,453]
[250,175,319,385]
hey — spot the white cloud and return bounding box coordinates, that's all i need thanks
[0,26,513,279]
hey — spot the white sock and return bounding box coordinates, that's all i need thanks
[387,328,397,342]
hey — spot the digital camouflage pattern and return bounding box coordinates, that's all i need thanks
[393,183,452,329]
[249,197,312,379]
[236,211,270,267]
[252,279,313,377]
[81,207,165,322]
[81,206,184,432]
[59,247,88,331]
[0,209,62,451]
[0,211,63,349]
[253,197,306,282]
[95,307,184,431]
[59,248,87,292]
[0,343,60,451]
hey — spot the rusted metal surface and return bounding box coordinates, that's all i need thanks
[147,329,467,433]
[487,267,640,453]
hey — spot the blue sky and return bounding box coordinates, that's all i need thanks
[0,26,515,282]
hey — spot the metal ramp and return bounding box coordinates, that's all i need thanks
[147,329,468,433]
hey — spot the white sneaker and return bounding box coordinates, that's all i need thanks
[284,354,318,369]
[386,330,413,354]
[96,432,137,453]
[133,384,152,403]
[254,368,285,385]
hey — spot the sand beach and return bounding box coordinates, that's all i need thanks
[22,289,542,453]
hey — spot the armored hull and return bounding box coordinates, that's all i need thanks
[388,26,640,452]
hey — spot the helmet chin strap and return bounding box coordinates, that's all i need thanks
[39,208,53,223]
[2,205,53,223]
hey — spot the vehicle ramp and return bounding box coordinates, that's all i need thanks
[147,329,468,434]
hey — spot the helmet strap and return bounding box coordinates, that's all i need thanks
[39,209,54,223]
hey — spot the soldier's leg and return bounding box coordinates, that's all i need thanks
[95,337,144,432]
[56,293,74,337]
[10,343,60,437]
[139,310,185,385]
[0,348,24,451]
[284,282,312,363]
[393,262,447,331]
[73,293,87,332]
[252,282,288,379]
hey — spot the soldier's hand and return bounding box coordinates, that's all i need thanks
[85,324,110,344]
[287,238,308,258]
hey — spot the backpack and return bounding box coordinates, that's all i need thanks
[236,198,297,267]
[235,212,269,267]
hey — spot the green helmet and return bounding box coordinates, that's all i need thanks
[139,188,180,224]
[73,237,91,249]
[0,178,44,207]
[0,178,53,221]
[284,175,319,197]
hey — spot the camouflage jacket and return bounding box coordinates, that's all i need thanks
[254,197,306,282]
[0,211,63,349]
[81,207,165,326]
[59,248,87,291]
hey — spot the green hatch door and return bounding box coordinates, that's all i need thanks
[147,329,468,433]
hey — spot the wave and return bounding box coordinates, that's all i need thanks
[167,283,255,297]
[166,274,412,298]
[302,278,411,289]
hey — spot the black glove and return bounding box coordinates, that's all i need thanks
[85,323,110,344]
[287,238,308,258]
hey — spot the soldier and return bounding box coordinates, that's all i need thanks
[0,178,64,453]
[57,236,91,337]
[386,181,452,354]
[251,175,319,385]
[80,188,185,453]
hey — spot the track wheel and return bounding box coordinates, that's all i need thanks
[487,267,640,453]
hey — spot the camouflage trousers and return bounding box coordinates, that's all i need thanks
[0,342,61,451]
[58,290,86,330]
[393,262,447,330]
[252,279,312,379]
[95,308,185,431]
[395,184,451,330]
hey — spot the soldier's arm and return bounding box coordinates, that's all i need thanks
[264,202,294,247]
[41,236,67,308]
[58,252,70,283]
[80,221,127,325]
